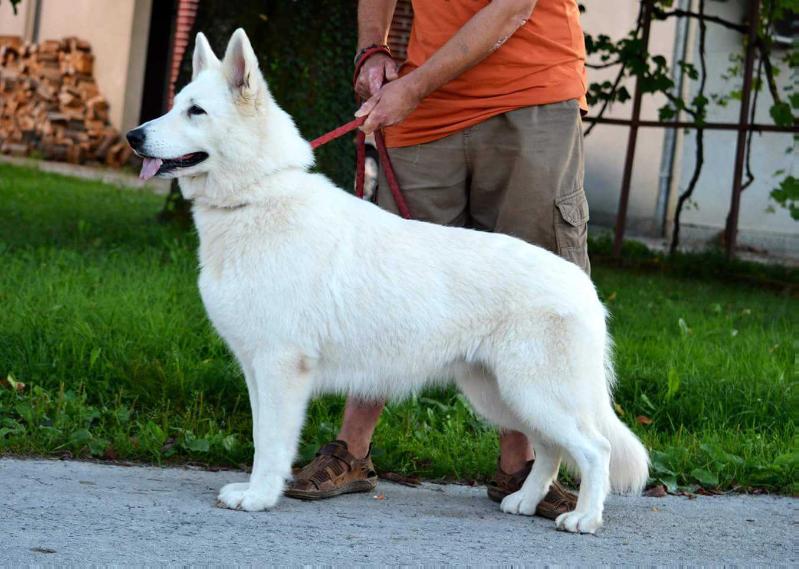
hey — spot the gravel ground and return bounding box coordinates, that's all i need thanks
[1,458,796,566]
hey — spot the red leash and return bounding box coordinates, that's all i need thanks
[310,117,411,220]
[309,117,365,150]
[308,46,412,220]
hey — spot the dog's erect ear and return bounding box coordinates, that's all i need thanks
[192,32,219,80]
[222,28,260,101]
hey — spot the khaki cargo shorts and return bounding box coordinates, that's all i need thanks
[377,99,590,274]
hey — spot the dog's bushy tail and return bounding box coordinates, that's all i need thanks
[598,338,650,495]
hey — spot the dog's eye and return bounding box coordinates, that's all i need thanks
[188,105,206,116]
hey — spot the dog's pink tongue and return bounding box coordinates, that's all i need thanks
[139,158,162,181]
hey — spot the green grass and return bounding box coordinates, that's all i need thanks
[0,163,796,493]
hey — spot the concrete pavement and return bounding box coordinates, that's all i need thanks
[1,458,795,566]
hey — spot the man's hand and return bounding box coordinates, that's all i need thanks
[354,53,399,100]
[355,75,422,134]
[354,0,537,134]
[356,0,537,135]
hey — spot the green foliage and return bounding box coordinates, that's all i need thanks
[176,1,358,189]
[770,100,794,126]
[770,175,799,219]
[0,163,797,492]
[582,0,798,220]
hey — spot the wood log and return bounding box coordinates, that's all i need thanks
[39,40,62,54]
[42,144,68,161]
[0,35,126,166]
[106,141,131,168]
[71,52,93,75]
[0,36,23,50]
[94,132,117,161]
[1,142,30,156]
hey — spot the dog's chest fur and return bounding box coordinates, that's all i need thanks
[194,199,315,347]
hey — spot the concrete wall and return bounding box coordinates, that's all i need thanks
[0,0,33,37]
[1,0,152,133]
[581,0,797,257]
[580,1,679,235]
[674,0,798,255]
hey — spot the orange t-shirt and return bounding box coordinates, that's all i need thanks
[384,0,587,148]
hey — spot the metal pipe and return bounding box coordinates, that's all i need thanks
[31,0,43,43]
[583,117,798,133]
[655,0,693,237]
[613,0,655,258]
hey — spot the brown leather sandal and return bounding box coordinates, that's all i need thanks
[486,459,577,520]
[285,440,378,500]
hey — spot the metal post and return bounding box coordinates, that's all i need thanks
[655,0,692,237]
[583,117,797,134]
[724,0,760,259]
[613,0,654,258]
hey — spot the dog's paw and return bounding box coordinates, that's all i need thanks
[500,490,540,516]
[216,482,279,512]
[218,482,249,503]
[555,510,603,534]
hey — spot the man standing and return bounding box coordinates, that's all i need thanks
[287,0,589,520]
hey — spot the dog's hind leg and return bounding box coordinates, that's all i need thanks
[495,374,611,532]
[454,363,526,432]
[456,364,562,516]
[217,349,314,512]
[501,386,610,533]
[499,441,561,516]
[491,333,612,533]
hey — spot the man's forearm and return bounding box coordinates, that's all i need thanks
[358,0,398,50]
[407,0,537,100]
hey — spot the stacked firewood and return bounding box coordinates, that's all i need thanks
[0,35,132,167]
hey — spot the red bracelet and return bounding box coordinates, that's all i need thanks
[352,45,393,87]
[353,43,390,65]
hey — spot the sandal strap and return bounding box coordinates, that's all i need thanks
[489,458,534,489]
[296,441,372,490]
[508,460,534,486]
[545,480,577,508]
[317,441,359,469]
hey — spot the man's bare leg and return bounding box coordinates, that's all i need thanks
[285,397,382,499]
[336,398,385,459]
[292,397,575,514]
[499,429,534,473]
[337,401,533,466]
[337,399,533,468]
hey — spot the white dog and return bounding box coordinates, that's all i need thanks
[127,29,648,534]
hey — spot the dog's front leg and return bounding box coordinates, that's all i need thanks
[217,350,313,512]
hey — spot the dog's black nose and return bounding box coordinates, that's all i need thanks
[126,128,146,149]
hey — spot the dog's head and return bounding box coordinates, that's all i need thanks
[126,29,312,200]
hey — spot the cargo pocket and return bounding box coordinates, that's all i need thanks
[554,188,591,275]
